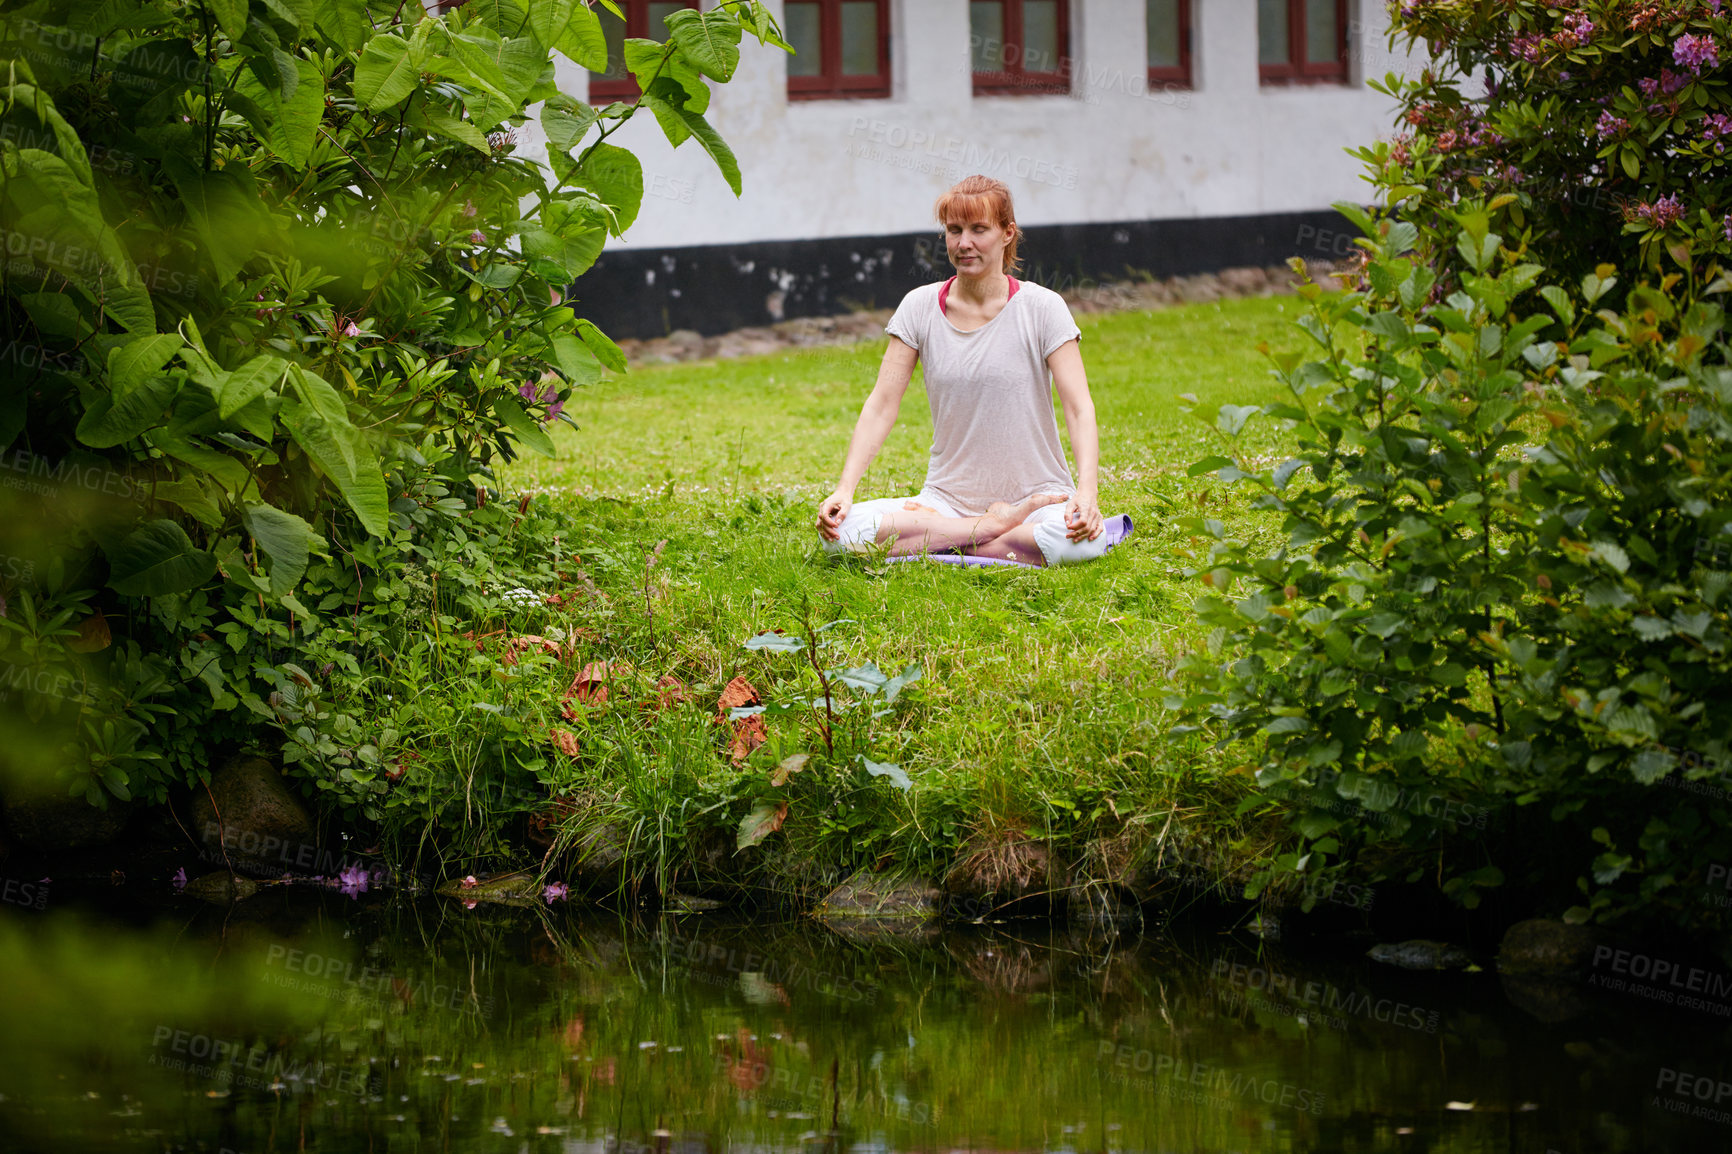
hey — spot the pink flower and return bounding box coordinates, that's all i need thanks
[462,201,478,218]
[1674,33,1719,75]
[1633,194,1686,229]
[342,322,360,338]
[172,868,187,889]
[461,875,478,889]
[1596,111,1628,140]
[338,865,371,896]
[543,881,569,903]
[469,231,486,245]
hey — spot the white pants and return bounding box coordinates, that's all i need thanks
[822,491,1111,567]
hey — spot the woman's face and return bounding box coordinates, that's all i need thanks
[944,214,1012,276]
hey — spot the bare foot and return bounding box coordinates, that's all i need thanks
[988,492,1068,528]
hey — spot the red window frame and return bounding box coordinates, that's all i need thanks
[589,0,701,103]
[1259,0,1348,85]
[785,0,892,101]
[1146,0,1193,92]
[971,0,1072,97]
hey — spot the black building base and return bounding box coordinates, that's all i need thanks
[567,208,1355,339]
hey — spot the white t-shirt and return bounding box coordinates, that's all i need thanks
[884,278,1082,517]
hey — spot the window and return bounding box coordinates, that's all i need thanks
[1146,0,1192,90]
[785,0,891,99]
[589,1,700,102]
[1258,0,1347,84]
[971,0,1071,95]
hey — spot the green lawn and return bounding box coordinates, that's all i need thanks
[497,296,1315,895]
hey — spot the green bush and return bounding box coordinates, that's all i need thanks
[0,0,785,819]
[1173,203,1732,929]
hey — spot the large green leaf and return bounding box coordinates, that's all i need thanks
[76,375,181,449]
[314,0,371,50]
[624,37,709,113]
[353,34,423,111]
[548,334,601,385]
[106,519,217,597]
[208,0,248,40]
[575,143,643,235]
[1,79,94,187]
[493,394,556,457]
[243,502,323,597]
[108,334,182,399]
[234,56,326,167]
[146,427,251,490]
[216,354,290,419]
[672,105,740,196]
[279,402,389,537]
[162,155,268,288]
[11,149,152,329]
[664,8,741,81]
[528,0,575,47]
[406,100,490,153]
[554,3,607,71]
[576,319,627,373]
[541,93,599,154]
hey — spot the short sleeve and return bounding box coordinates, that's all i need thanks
[885,287,928,351]
[1039,290,1082,359]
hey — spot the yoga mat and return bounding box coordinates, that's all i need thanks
[887,514,1134,568]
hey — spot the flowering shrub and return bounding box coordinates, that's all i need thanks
[1174,4,1732,931]
[1368,1,1732,285]
[0,0,786,809]
[1176,213,1732,930]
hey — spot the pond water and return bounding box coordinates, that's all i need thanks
[0,890,1723,1153]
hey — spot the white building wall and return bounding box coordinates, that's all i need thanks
[522,1,1424,251]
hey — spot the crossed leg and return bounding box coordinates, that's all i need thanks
[875,493,1066,561]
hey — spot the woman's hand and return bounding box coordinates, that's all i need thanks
[1064,492,1103,542]
[817,490,852,541]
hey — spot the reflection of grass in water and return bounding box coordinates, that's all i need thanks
[0,904,1653,1152]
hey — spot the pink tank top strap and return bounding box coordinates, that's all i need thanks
[939,275,1020,317]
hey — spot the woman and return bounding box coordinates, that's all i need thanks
[816,175,1106,567]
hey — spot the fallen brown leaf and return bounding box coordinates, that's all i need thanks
[549,728,580,758]
[651,675,691,712]
[729,714,768,764]
[717,674,760,718]
[503,634,564,667]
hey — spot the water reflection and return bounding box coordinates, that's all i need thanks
[0,890,1724,1152]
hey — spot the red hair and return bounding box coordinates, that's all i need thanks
[935,174,1020,275]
